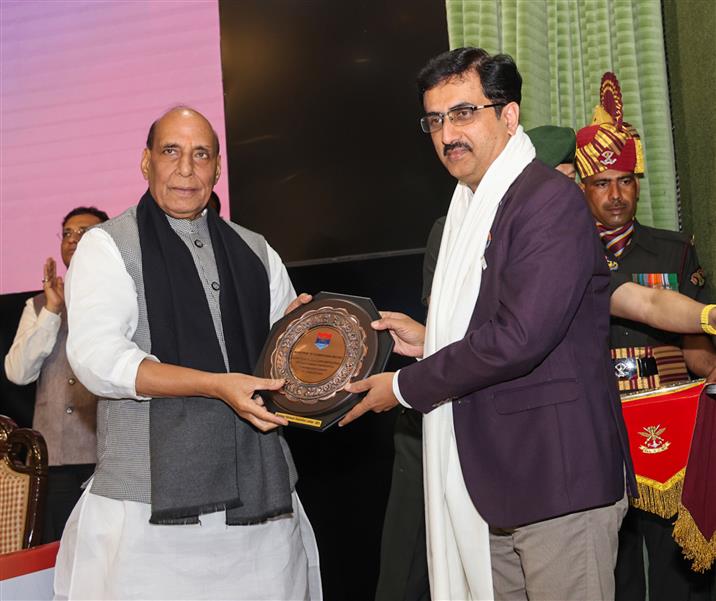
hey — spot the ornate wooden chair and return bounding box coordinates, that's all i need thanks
[0,415,48,553]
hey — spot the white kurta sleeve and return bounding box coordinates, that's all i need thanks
[266,241,297,326]
[4,299,61,385]
[65,229,158,400]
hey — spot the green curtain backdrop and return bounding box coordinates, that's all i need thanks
[662,0,716,298]
[446,0,678,230]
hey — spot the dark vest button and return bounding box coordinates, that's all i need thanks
[68,377,76,385]
[194,239,204,248]
[211,281,220,291]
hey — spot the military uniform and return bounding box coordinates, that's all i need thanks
[608,221,705,348]
[610,221,712,601]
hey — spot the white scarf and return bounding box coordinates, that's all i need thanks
[423,126,535,600]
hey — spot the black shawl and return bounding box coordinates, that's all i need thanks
[137,191,291,525]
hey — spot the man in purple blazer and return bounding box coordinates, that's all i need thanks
[340,47,635,600]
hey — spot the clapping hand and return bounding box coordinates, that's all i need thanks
[42,258,65,314]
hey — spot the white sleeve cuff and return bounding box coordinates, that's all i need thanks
[36,307,62,331]
[130,354,160,400]
[393,370,411,408]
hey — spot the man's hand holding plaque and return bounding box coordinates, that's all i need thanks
[370,311,426,358]
[339,311,426,427]
[255,292,393,430]
[283,292,313,316]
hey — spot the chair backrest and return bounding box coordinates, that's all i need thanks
[0,415,48,553]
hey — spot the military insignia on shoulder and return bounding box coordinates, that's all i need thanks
[690,267,706,287]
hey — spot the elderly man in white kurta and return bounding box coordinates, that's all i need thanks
[54,107,321,600]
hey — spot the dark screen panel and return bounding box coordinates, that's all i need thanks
[283,253,423,600]
[219,0,453,262]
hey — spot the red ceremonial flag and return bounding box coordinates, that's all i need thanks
[673,387,716,572]
[620,380,703,518]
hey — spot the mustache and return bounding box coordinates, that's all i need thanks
[443,141,472,156]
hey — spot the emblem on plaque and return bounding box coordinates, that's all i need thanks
[314,332,332,350]
[270,306,368,404]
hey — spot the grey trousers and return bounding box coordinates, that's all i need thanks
[490,494,628,601]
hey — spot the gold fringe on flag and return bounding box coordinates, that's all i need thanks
[629,470,684,519]
[673,503,716,573]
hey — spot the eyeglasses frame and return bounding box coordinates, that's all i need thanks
[419,102,506,134]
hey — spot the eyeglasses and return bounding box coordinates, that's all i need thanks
[419,103,505,133]
[58,227,91,241]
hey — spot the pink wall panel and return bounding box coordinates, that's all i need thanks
[1,0,228,293]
